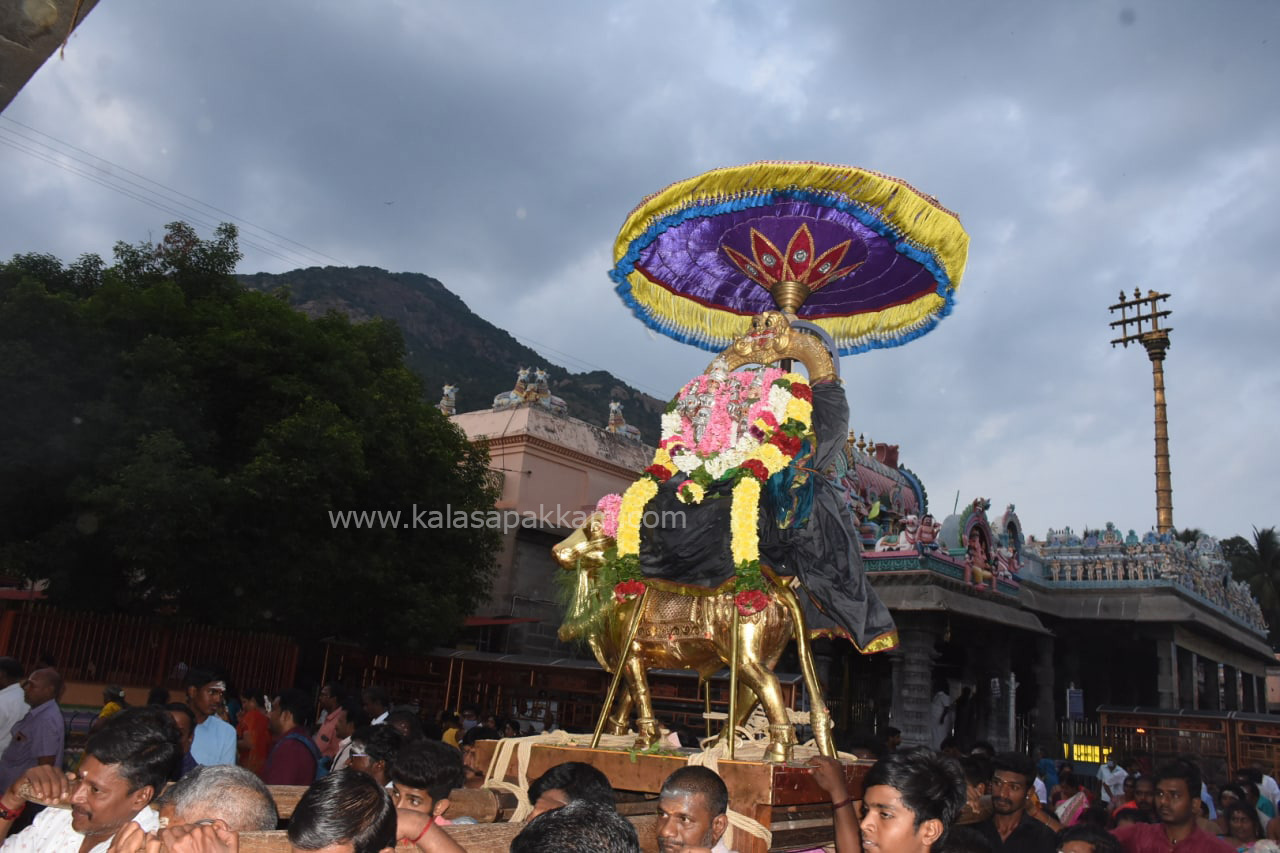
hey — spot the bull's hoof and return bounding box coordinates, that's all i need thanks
[605,718,629,737]
[763,724,796,763]
[633,716,661,749]
[763,740,792,763]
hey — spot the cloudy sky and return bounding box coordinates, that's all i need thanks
[3,0,1277,542]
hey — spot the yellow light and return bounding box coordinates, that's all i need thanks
[1059,742,1108,763]
[1136,727,1146,734]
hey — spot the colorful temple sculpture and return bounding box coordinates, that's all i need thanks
[1029,526,1265,631]
[604,401,642,442]
[437,384,458,416]
[492,366,568,415]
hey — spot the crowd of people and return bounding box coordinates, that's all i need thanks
[923,740,1280,853]
[0,656,1273,853]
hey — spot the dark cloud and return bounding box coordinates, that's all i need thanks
[2,0,1276,538]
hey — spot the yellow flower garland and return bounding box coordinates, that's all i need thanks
[653,447,674,470]
[617,477,658,556]
[730,477,762,565]
[753,443,788,475]
[677,481,705,504]
[784,397,813,424]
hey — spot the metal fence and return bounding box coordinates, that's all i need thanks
[0,607,298,692]
[1099,707,1280,782]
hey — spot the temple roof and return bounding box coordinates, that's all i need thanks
[452,404,653,474]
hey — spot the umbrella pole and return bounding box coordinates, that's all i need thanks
[704,679,713,741]
[727,602,741,759]
[592,589,649,749]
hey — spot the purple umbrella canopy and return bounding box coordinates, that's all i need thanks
[611,161,970,355]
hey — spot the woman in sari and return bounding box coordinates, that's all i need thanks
[1220,786,1248,836]
[1051,763,1077,809]
[1225,801,1264,852]
[1055,773,1094,827]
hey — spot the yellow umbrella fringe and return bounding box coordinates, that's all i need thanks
[614,161,969,286]
[624,269,947,350]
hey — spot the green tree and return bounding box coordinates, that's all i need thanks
[1225,527,1280,645]
[0,223,499,650]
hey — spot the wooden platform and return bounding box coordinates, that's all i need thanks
[24,744,868,853]
[507,743,870,853]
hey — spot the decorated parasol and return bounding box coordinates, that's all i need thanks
[610,161,969,355]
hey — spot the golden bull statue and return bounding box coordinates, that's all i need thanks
[552,510,833,762]
[551,312,897,763]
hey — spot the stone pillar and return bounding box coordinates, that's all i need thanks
[1200,660,1220,710]
[985,636,1013,751]
[1223,666,1240,711]
[1243,673,1258,712]
[891,628,939,748]
[1156,640,1178,709]
[1034,635,1056,753]
[1177,648,1197,709]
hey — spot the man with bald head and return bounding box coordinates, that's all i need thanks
[0,669,65,794]
[153,764,279,830]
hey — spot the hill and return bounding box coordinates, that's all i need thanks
[238,266,663,440]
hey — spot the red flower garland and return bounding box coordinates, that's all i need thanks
[734,589,770,616]
[790,382,813,402]
[739,459,770,482]
[645,464,673,482]
[613,579,647,602]
[769,432,803,457]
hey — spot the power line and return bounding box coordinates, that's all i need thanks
[1,119,677,400]
[0,117,341,268]
[507,330,671,399]
[0,130,295,266]
[0,133,300,266]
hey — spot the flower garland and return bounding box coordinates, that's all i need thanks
[604,369,815,614]
[596,493,623,539]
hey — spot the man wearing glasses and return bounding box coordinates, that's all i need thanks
[974,753,1057,853]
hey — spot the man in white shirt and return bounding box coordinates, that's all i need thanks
[1033,774,1048,806]
[931,687,953,751]
[0,706,178,853]
[185,667,236,766]
[1263,774,1280,810]
[0,661,28,757]
[1244,765,1280,810]
[362,687,389,726]
[1097,755,1127,805]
